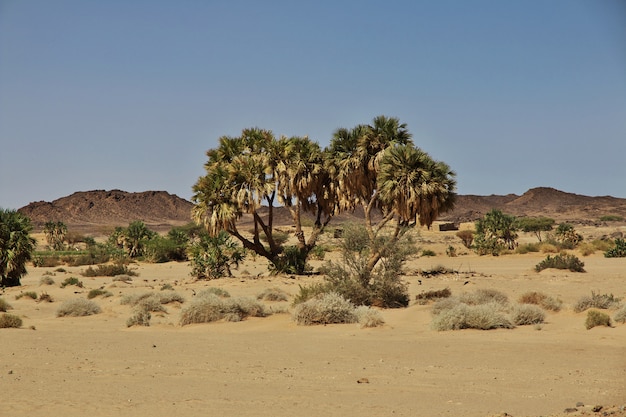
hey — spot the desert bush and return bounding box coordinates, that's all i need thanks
[197,287,230,298]
[121,292,184,308]
[517,291,562,311]
[39,276,55,285]
[37,292,53,303]
[257,287,289,302]
[32,255,62,268]
[445,246,457,257]
[421,249,436,257]
[573,291,622,313]
[354,305,385,328]
[417,265,455,277]
[269,245,311,275]
[599,215,624,222]
[515,243,540,254]
[539,243,559,253]
[87,289,113,299]
[60,277,83,288]
[534,253,585,272]
[604,238,626,258]
[82,264,137,277]
[15,291,38,300]
[56,298,101,317]
[188,231,244,279]
[126,309,151,327]
[613,305,626,324]
[591,239,613,252]
[459,289,509,306]
[415,287,452,305]
[292,282,332,306]
[510,304,546,325]
[431,302,514,331]
[431,297,462,316]
[179,294,266,325]
[585,310,611,329]
[456,230,474,249]
[0,297,13,312]
[143,235,188,263]
[0,313,22,328]
[112,274,134,282]
[309,245,328,260]
[577,242,596,256]
[160,283,174,291]
[292,292,358,326]
[473,209,518,255]
[515,217,555,242]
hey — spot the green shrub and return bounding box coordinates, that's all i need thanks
[604,238,626,258]
[56,299,101,317]
[269,245,310,275]
[179,294,266,325]
[32,255,62,268]
[82,264,137,277]
[292,282,331,306]
[160,283,174,291]
[614,305,626,324]
[60,277,84,288]
[126,309,151,327]
[292,292,358,326]
[518,291,562,312]
[257,287,289,302]
[585,310,611,329]
[415,287,452,305]
[510,304,546,325]
[573,291,621,313]
[421,249,436,257]
[15,291,38,300]
[309,245,328,260]
[87,289,113,299]
[599,215,624,222]
[0,313,22,328]
[188,231,244,279]
[431,302,514,331]
[534,253,585,272]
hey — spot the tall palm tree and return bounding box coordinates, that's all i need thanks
[0,209,37,287]
[43,220,68,251]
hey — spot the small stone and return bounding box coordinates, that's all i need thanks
[357,378,369,384]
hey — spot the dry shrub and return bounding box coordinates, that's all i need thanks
[577,242,595,256]
[539,243,558,253]
[87,289,113,299]
[15,291,38,300]
[121,291,184,308]
[518,291,562,312]
[126,309,151,327]
[197,288,230,298]
[511,304,546,325]
[180,294,266,325]
[415,287,452,305]
[431,302,514,331]
[431,297,462,316]
[39,276,55,286]
[0,313,22,328]
[459,289,509,306]
[257,287,289,302]
[613,305,626,324]
[60,277,83,288]
[56,298,101,317]
[574,291,622,313]
[354,306,385,328]
[112,274,134,282]
[37,292,53,303]
[585,310,611,329]
[292,292,358,326]
[0,297,13,312]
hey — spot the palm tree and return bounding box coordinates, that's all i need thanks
[192,129,334,273]
[43,220,68,251]
[0,209,37,287]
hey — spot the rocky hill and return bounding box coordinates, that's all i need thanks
[18,190,193,232]
[17,187,626,234]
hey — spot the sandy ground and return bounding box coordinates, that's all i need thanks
[1,225,625,417]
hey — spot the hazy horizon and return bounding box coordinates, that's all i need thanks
[2,1,625,209]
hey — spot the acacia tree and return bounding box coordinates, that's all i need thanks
[1,209,37,287]
[327,115,456,272]
[192,129,334,273]
[43,220,68,251]
[516,217,555,242]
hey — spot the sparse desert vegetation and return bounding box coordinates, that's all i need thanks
[56,298,102,317]
[0,313,23,328]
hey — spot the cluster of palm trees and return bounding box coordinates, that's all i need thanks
[0,209,36,287]
[192,115,457,273]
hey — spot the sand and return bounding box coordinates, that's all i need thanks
[1,225,625,417]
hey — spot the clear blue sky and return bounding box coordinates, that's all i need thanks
[1,0,625,210]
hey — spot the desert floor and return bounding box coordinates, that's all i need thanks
[1,225,625,417]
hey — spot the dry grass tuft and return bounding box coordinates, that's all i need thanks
[56,298,101,317]
[292,292,358,326]
[459,288,509,306]
[573,292,622,313]
[39,276,55,286]
[126,309,151,327]
[257,287,289,302]
[510,304,546,325]
[180,294,266,325]
[415,287,452,305]
[0,297,13,312]
[613,305,626,324]
[431,302,514,331]
[0,313,22,328]
[585,310,611,329]
[518,291,562,312]
[197,288,230,298]
[354,306,385,328]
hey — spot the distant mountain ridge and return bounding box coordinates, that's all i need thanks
[17,187,626,233]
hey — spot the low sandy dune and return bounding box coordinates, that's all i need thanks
[1,225,625,417]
